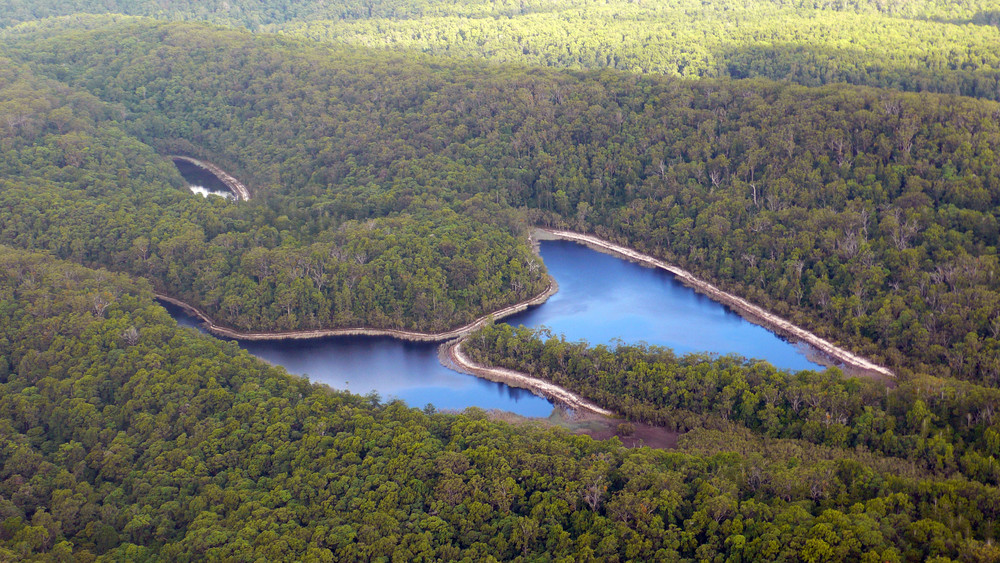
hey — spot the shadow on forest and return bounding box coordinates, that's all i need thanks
[902,10,1000,29]
[970,10,1000,28]
[711,42,1000,102]
[488,408,683,450]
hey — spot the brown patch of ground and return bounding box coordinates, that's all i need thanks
[579,422,682,449]
[486,407,682,449]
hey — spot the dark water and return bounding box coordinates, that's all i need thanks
[164,239,823,416]
[173,159,234,199]
[245,337,549,413]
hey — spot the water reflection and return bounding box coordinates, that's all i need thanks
[162,238,823,416]
[506,240,823,372]
[173,158,234,199]
[160,301,555,416]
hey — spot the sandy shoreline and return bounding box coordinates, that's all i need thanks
[444,340,615,416]
[157,225,893,417]
[158,283,616,414]
[535,227,895,379]
[159,158,626,412]
[155,279,558,342]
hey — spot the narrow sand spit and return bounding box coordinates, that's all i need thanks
[444,340,614,416]
[160,285,614,415]
[157,225,892,417]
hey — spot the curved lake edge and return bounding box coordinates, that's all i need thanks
[440,340,615,416]
[156,280,614,414]
[154,277,558,342]
[155,226,893,419]
[534,227,895,380]
[170,155,252,201]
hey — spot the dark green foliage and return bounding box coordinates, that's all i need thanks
[0,53,546,333]
[2,247,1000,561]
[0,4,998,562]
[464,324,1000,485]
[6,19,1000,383]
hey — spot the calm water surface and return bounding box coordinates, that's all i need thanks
[174,159,234,199]
[164,239,823,416]
[163,302,554,416]
[506,240,822,371]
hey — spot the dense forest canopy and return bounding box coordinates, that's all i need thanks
[2,247,999,560]
[2,4,1000,560]
[279,1,1000,101]
[3,1,1000,100]
[0,45,547,334]
[4,0,1000,27]
[3,18,1000,383]
[463,324,1000,487]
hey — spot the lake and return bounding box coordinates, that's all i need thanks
[505,239,821,370]
[164,239,825,416]
[174,158,234,199]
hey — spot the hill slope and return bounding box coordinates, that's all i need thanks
[3,246,999,561]
[4,18,1000,382]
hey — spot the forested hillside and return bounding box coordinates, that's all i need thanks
[282,0,1000,101]
[0,49,546,334]
[4,1,1000,100]
[12,0,998,28]
[464,324,1000,486]
[2,3,1000,561]
[2,247,999,561]
[4,18,1000,383]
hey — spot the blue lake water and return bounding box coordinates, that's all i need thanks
[505,240,822,371]
[164,238,824,417]
[162,304,555,416]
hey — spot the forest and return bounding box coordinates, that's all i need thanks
[1,2,1000,560]
[0,47,547,334]
[463,323,1000,486]
[3,1,1000,100]
[2,247,999,560]
[281,0,1000,101]
[3,18,1000,382]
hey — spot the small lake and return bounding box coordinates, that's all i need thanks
[174,158,234,199]
[164,239,824,417]
[505,240,821,371]
[164,300,553,415]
